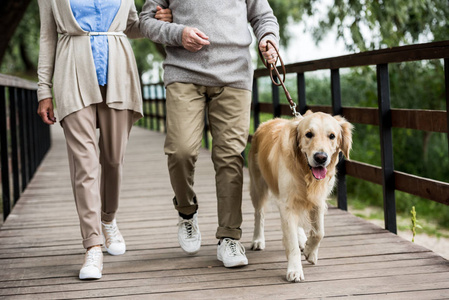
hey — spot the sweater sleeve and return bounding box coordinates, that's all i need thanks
[37,0,58,101]
[139,0,185,46]
[125,2,144,39]
[247,0,280,45]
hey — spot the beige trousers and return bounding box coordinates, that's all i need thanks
[164,83,251,240]
[61,86,134,249]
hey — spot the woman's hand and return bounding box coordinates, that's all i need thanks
[259,39,278,65]
[37,98,56,125]
[155,6,173,23]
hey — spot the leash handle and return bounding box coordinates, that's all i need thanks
[258,39,301,118]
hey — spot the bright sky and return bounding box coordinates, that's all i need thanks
[281,22,348,64]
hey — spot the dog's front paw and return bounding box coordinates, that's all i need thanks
[251,239,265,250]
[303,246,318,265]
[286,269,305,282]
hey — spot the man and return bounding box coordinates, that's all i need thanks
[140,0,279,268]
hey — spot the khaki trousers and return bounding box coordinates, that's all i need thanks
[61,86,134,249]
[164,83,251,240]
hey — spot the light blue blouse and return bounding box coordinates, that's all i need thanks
[70,0,121,86]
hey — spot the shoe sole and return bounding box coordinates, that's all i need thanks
[217,256,248,268]
[79,273,102,280]
[181,248,200,255]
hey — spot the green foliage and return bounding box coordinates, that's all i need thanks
[267,0,314,46]
[313,0,449,52]
[0,0,39,77]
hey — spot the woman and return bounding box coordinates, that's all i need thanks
[37,0,171,280]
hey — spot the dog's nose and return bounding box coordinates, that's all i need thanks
[314,152,328,164]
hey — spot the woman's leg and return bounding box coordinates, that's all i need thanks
[97,86,134,222]
[62,105,103,249]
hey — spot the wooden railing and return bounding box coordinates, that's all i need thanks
[0,74,51,221]
[139,83,167,133]
[140,40,449,234]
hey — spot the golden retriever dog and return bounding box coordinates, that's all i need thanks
[248,111,353,282]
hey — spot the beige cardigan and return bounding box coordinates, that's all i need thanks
[37,0,143,121]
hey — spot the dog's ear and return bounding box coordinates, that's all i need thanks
[289,119,302,155]
[334,115,353,159]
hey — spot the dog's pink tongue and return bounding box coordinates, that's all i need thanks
[312,167,327,180]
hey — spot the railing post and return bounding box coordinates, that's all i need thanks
[18,88,29,189]
[25,90,34,179]
[0,86,11,220]
[272,77,280,118]
[143,86,149,129]
[297,73,307,115]
[445,58,449,161]
[149,86,154,130]
[9,87,20,204]
[377,64,397,234]
[31,92,39,172]
[331,69,348,211]
[252,78,260,130]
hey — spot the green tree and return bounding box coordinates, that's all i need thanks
[0,0,38,78]
[312,0,449,51]
[0,0,33,64]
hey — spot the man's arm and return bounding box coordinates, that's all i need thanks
[247,0,280,64]
[139,0,184,46]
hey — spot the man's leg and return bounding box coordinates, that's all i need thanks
[164,83,207,215]
[164,83,207,255]
[207,86,251,240]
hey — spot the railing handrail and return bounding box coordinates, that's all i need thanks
[0,74,37,90]
[254,40,449,77]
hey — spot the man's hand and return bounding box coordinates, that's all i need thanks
[155,5,173,23]
[259,39,278,65]
[182,27,210,52]
[37,98,56,125]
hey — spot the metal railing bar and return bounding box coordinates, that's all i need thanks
[377,63,397,234]
[0,86,11,219]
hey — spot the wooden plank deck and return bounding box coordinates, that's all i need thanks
[1,125,448,299]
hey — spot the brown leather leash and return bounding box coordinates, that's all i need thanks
[258,39,301,118]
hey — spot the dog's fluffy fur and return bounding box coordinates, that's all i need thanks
[248,111,353,282]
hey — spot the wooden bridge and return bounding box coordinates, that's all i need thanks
[0,123,448,299]
[1,41,449,298]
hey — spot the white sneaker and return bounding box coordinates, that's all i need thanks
[102,219,126,255]
[79,246,103,280]
[177,213,201,255]
[217,238,248,268]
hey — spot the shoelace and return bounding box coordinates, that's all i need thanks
[85,248,102,267]
[102,222,122,244]
[178,219,198,239]
[222,238,245,257]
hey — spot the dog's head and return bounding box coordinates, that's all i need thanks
[295,111,353,180]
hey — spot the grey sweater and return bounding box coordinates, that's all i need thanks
[140,0,279,91]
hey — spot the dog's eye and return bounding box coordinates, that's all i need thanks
[329,133,335,140]
[305,132,313,139]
